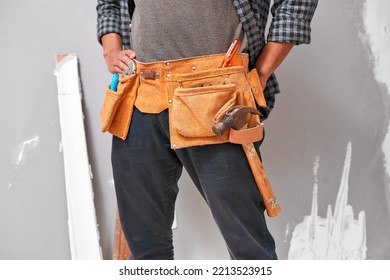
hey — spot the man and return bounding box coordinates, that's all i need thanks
[97,0,318,260]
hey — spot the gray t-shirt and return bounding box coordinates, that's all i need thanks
[131,0,248,62]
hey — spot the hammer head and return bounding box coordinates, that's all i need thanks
[212,106,262,136]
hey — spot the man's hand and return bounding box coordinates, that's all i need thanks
[102,33,136,74]
[254,42,294,90]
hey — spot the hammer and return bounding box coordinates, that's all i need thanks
[212,105,281,217]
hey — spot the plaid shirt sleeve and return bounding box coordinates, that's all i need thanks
[267,0,318,44]
[96,0,132,49]
[96,0,122,44]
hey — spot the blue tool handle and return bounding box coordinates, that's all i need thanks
[109,73,119,91]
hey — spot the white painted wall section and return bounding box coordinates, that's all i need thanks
[362,0,390,210]
[288,143,367,260]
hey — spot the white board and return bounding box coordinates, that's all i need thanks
[54,53,102,260]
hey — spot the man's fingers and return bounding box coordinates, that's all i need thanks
[117,60,130,71]
[117,50,136,71]
[123,50,136,59]
[105,49,136,73]
[119,50,135,63]
[113,66,122,74]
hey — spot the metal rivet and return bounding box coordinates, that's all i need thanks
[173,144,177,149]
[166,73,171,78]
[192,66,196,70]
[168,99,173,104]
[178,82,183,87]
[166,62,171,67]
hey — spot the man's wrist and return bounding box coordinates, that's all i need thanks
[256,67,272,88]
[102,33,123,57]
[254,41,294,89]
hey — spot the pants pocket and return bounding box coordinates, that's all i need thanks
[100,73,139,140]
[171,84,237,138]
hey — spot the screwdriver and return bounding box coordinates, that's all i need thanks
[109,73,119,91]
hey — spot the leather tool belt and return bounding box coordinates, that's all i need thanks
[100,53,267,148]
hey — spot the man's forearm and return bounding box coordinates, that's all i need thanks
[254,42,294,89]
[102,33,123,58]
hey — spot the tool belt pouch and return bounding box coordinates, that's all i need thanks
[172,84,237,138]
[247,68,267,109]
[169,65,266,148]
[100,74,139,140]
[222,68,266,145]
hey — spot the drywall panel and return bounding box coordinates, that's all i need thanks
[54,54,102,260]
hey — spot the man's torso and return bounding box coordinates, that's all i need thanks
[131,0,248,62]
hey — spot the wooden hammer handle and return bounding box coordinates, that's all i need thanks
[243,144,281,217]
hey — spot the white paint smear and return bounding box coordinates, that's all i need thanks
[362,1,390,207]
[89,164,94,180]
[362,1,390,91]
[288,143,367,260]
[11,135,40,169]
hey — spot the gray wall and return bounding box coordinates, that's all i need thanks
[1,0,389,260]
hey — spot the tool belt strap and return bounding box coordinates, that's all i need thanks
[229,124,264,144]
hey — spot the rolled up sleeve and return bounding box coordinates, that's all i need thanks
[267,0,318,45]
[96,0,122,44]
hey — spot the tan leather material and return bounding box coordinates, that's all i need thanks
[248,68,267,108]
[101,53,263,147]
[134,53,249,116]
[101,85,124,132]
[172,84,237,138]
[229,123,264,144]
[242,143,281,217]
[100,73,139,140]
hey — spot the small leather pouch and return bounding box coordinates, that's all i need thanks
[247,68,266,109]
[100,73,139,140]
[171,84,237,138]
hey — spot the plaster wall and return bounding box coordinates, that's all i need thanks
[0,0,389,259]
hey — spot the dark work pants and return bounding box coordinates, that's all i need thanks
[111,107,277,260]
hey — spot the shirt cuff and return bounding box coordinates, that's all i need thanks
[97,16,122,45]
[267,15,312,45]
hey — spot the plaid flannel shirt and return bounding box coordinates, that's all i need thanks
[97,0,318,119]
